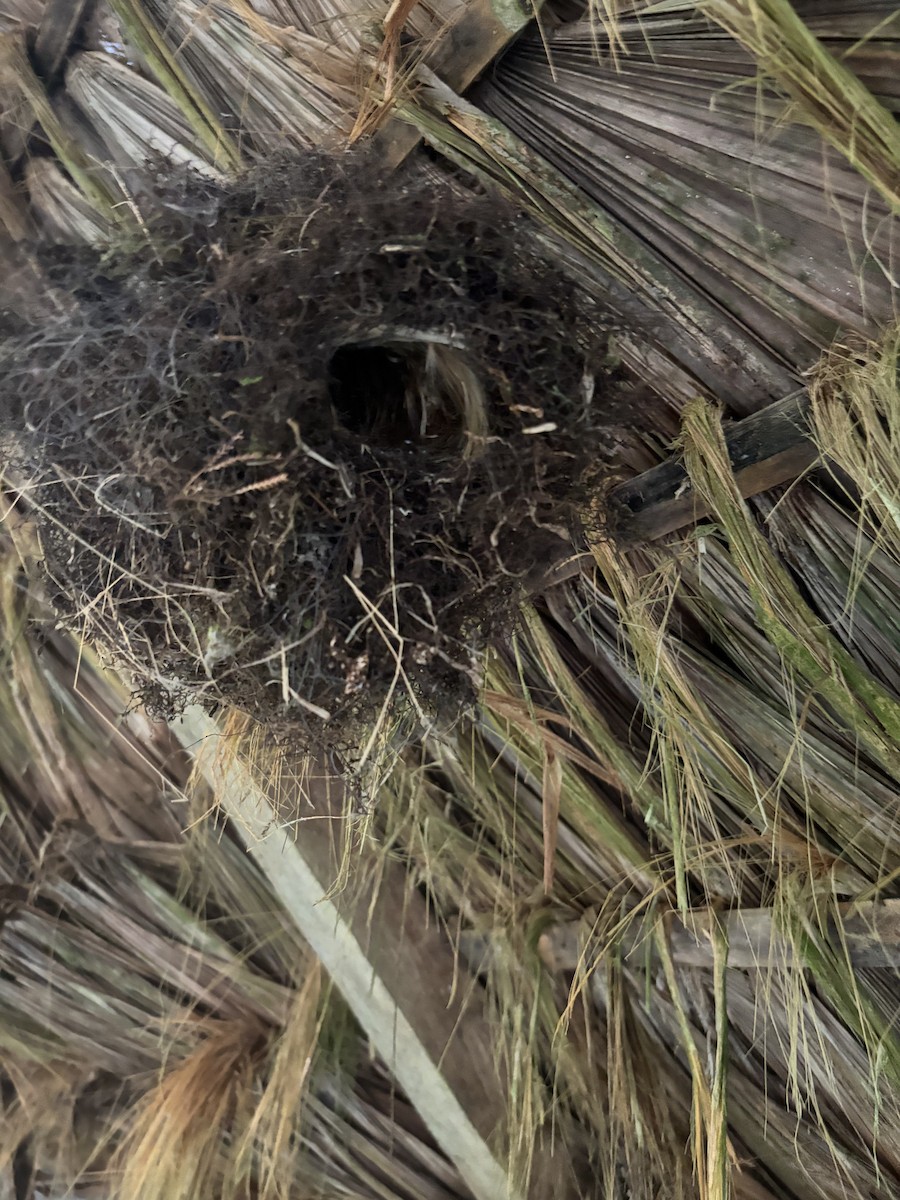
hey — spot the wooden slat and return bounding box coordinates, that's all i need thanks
[609,393,816,541]
[173,708,576,1200]
[429,0,539,93]
[376,0,542,168]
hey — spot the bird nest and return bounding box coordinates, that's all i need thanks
[1,151,624,748]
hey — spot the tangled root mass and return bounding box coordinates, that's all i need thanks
[1,151,622,747]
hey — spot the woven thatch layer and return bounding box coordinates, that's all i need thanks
[2,3,900,1200]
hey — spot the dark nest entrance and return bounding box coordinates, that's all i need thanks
[328,337,487,456]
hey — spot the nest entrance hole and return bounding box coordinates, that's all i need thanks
[328,338,487,454]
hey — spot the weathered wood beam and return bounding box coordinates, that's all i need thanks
[432,0,539,94]
[173,707,571,1200]
[532,900,900,973]
[608,393,816,541]
[377,0,542,168]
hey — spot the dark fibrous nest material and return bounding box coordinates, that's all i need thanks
[0,150,623,747]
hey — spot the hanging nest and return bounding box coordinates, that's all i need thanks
[0,150,625,747]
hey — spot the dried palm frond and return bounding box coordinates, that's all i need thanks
[761,485,900,697]
[474,2,899,394]
[5,4,900,1200]
[24,157,110,242]
[701,0,900,212]
[65,51,223,177]
[369,617,900,1197]
[355,325,900,1196]
[0,34,120,220]
[246,0,466,46]
[680,395,900,778]
[133,0,359,150]
[104,0,242,167]
[397,68,799,409]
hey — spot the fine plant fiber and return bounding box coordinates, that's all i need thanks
[588,535,754,911]
[658,541,900,886]
[113,1015,266,1200]
[569,543,816,1192]
[810,321,900,568]
[375,710,684,1200]
[510,333,900,1191]
[372,593,900,1198]
[700,0,900,213]
[675,394,900,1093]
[680,395,900,781]
[0,148,627,749]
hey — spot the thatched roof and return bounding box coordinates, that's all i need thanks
[1,2,899,1199]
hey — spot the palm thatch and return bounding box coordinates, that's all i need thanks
[1,2,900,1199]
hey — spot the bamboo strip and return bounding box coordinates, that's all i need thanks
[174,706,530,1200]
